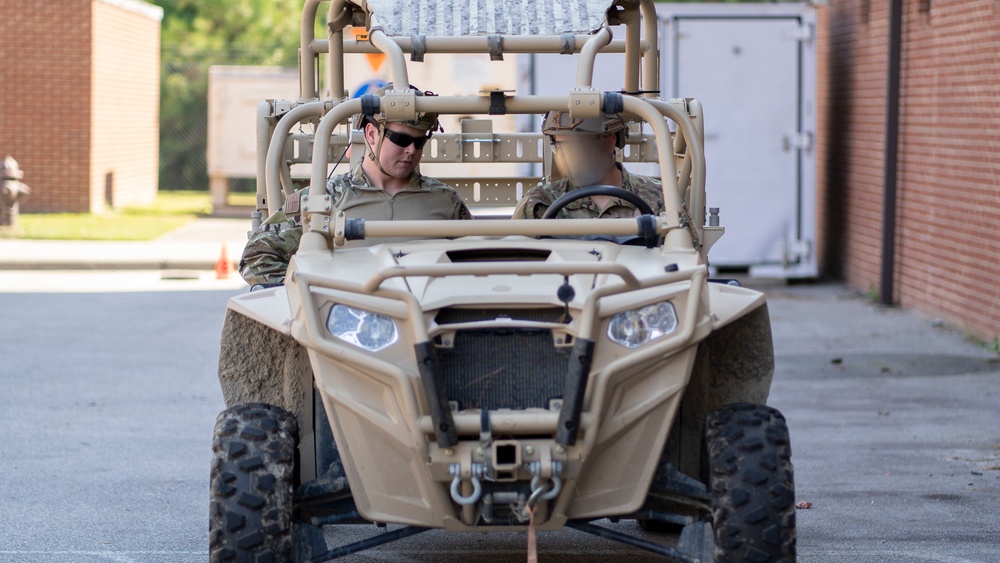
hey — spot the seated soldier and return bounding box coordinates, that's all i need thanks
[241,86,473,287]
[513,112,664,219]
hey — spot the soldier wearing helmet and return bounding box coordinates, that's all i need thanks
[240,85,472,287]
[352,86,443,183]
[512,111,664,220]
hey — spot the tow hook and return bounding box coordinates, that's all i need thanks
[528,460,564,506]
[449,462,485,505]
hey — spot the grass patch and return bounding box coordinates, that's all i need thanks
[227,192,257,207]
[967,332,1000,356]
[12,191,212,241]
[863,283,879,303]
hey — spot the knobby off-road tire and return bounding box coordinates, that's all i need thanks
[706,403,795,563]
[210,403,297,562]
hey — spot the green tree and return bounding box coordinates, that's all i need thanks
[157,0,302,67]
[151,0,304,191]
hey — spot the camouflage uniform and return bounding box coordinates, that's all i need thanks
[240,165,472,286]
[512,165,665,220]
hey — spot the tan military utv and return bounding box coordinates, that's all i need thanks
[211,0,795,561]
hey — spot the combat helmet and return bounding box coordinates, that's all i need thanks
[541,111,628,148]
[355,83,441,133]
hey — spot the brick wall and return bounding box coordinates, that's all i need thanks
[0,0,160,213]
[895,0,1000,341]
[826,0,1000,342]
[91,0,161,211]
[814,5,830,272]
[0,0,93,212]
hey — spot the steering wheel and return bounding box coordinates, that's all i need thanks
[541,185,655,219]
[539,185,658,247]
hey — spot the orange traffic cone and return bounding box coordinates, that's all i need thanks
[215,242,233,279]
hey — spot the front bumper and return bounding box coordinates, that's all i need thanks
[286,248,712,530]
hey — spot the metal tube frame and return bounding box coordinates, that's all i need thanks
[417,412,594,436]
[299,97,361,253]
[265,101,328,216]
[305,94,693,252]
[301,0,657,103]
[341,218,662,253]
[576,28,612,88]
[255,101,273,217]
[646,99,706,242]
[327,0,346,101]
[267,102,701,250]
[292,264,703,371]
[621,1,641,94]
[317,36,646,55]
[310,525,431,562]
[286,0,678,225]
[300,0,324,100]
[263,102,703,242]
[566,520,698,563]
[369,28,410,89]
[582,268,706,432]
[639,0,659,95]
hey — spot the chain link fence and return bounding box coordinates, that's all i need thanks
[159,50,278,194]
[159,59,212,191]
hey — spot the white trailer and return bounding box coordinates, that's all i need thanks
[523,2,820,278]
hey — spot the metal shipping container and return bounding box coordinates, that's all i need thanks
[523,2,819,278]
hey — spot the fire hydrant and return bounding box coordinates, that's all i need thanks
[1,155,31,229]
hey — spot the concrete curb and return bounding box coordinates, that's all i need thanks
[0,218,248,272]
[0,241,241,271]
[0,259,224,271]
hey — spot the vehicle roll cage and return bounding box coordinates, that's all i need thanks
[300,0,660,102]
[255,0,709,259]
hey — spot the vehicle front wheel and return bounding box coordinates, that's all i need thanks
[210,403,297,562]
[706,403,796,562]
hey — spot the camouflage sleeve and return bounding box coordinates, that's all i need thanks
[629,173,666,215]
[238,206,305,286]
[453,194,474,220]
[512,185,555,219]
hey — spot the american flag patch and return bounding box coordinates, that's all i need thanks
[284,192,301,214]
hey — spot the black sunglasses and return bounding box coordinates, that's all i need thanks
[383,128,432,150]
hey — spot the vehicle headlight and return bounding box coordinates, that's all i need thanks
[326,304,398,351]
[607,301,678,349]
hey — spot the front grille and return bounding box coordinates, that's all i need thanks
[436,307,567,325]
[437,328,570,410]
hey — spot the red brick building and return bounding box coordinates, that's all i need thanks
[822,0,1000,343]
[0,0,162,213]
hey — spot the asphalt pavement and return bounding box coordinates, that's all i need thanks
[763,284,1000,562]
